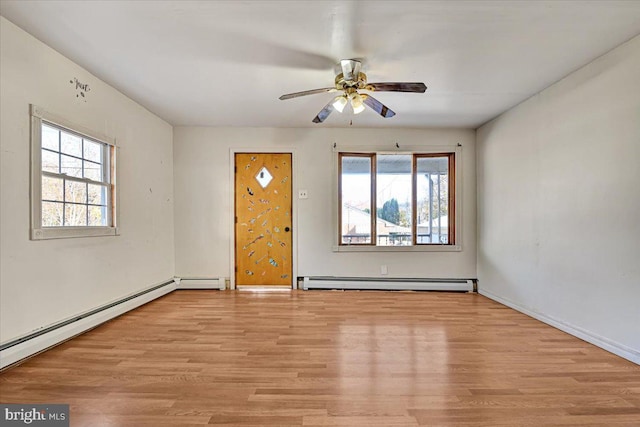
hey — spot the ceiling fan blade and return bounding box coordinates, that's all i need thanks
[312,100,335,123]
[362,94,396,118]
[365,82,427,93]
[279,87,336,100]
[340,59,361,82]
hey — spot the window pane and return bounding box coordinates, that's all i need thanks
[341,156,372,244]
[88,205,107,226]
[42,124,59,151]
[416,156,449,244]
[84,160,103,182]
[60,154,83,177]
[376,155,412,246]
[88,183,107,205]
[65,181,87,204]
[64,203,87,226]
[60,131,82,157]
[42,176,63,201]
[42,149,59,173]
[42,201,63,226]
[84,140,102,163]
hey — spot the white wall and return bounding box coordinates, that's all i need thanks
[477,35,640,362]
[174,127,476,281]
[0,17,175,342]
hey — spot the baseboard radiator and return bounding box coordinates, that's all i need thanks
[301,276,474,292]
[175,277,226,290]
[0,279,176,371]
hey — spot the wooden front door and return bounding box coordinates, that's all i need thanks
[234,153,293,286]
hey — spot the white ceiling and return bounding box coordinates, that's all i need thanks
[1,1,640,129]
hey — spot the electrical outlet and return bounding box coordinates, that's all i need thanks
[381,265,388,275]
[298,189,308,199]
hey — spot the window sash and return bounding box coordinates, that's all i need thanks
[413,153,455,245]
[42,170,109,187]
[41,120,110,183]
[338,153,376,246]
[41,172,112,227]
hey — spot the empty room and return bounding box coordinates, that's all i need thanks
[1,1,639,426]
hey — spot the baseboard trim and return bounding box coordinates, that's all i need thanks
[0,279,177,370]
[479,288,640,365]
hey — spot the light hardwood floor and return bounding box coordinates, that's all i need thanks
[1,290,639,426]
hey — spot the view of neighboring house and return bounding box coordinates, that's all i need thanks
[342,204,448,245]
[417,215,448,244]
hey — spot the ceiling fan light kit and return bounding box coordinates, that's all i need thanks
[279,59,427,123]
[332,95,348,113]
[350,92,366,114]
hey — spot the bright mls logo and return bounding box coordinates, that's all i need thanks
[0,405,68,426]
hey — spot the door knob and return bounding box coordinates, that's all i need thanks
[284,227,290,232]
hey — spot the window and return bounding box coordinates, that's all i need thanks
[30,105,117,240]
[338,150,456,249]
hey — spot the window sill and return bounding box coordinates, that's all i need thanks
[332,245,462,253]
[31,227,119,240]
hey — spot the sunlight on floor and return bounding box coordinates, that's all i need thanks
[236,286,292,292]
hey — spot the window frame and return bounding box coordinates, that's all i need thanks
[413,153,456,246]
[30,105,119,240]
[333,144,461,252]
[338,152,376,246]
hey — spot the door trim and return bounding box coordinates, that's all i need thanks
[229,148,298,290]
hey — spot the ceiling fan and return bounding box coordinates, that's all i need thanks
[279,59,427,123]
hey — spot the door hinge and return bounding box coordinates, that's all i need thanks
[234,166,237,173]
[235,266,238,272]
[235,216,238,223]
